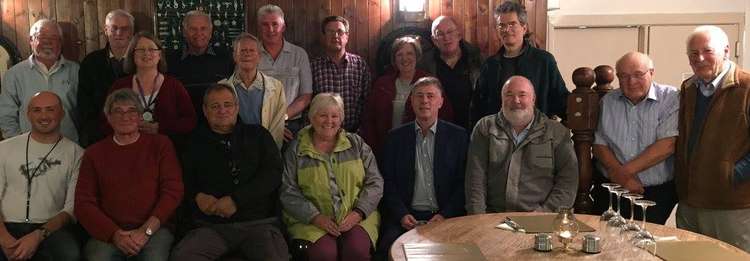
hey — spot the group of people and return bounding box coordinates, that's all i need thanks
[0,1,747,261]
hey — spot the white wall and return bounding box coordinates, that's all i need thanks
[550,0,750,68]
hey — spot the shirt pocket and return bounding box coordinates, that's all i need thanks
[526,139,554,170]
[272,67,301,92]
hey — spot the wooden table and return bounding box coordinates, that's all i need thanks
[390,212,749,260]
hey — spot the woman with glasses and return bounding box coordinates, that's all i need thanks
[360,36,452,155]
[281,93,383,261]
[76,89,183,260]
[104,31,196,149]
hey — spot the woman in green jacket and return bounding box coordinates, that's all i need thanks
[281,93,383,260]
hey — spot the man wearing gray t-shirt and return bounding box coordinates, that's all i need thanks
[0,92,84,261]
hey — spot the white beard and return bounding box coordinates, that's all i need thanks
[502,107,534,127]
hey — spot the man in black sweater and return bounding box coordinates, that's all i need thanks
[166,10,234,125]
[171,83,288,260]
[77,9,133,147]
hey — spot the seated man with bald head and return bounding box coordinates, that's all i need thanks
[0,92,84,261]
[592,52,678,224]
[465,76,578,214]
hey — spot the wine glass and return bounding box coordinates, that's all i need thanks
[632,199,657,244]
[620,193,644,232]
[607,188,629,227]
[600,183,621,221]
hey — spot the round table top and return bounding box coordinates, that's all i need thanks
[390,212,749,260]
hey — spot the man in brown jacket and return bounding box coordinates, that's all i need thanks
[675,25,750,252]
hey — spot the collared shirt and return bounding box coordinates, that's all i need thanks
[0,56,79,143]
[697,60,732,97]
[594,82,679,186]
[258,40,313,115]
[412,121,439,211]
[107,50,126,77]
[32,58,61,80]
[311,52,371,132]
[233,71,265,125]
[510,115,535,145]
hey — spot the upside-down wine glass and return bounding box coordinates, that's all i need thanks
[633,200,657,253]
[621,193,644,232]
[607,188,629,227]
[600,183,621,221]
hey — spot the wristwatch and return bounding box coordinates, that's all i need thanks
[145,227,153,237]
[36,227,49,239]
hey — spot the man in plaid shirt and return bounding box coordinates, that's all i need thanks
[311,16,372,132]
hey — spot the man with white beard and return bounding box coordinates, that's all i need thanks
[465,76,578,214]
[0,19,79,143]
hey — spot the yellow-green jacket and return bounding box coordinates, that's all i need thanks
[281,126,383,246]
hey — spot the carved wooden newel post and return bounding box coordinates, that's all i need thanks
[593,65,615,98]
[566,67,598,214]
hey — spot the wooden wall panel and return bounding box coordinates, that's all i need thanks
[0,0,546,65]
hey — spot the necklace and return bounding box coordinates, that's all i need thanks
[135,74,161,122]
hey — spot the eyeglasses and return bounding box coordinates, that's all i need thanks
[434,29,458,39]
[208,102,237,112]
[324,29,348,37]
[617,70,652,81]
[107,25,131,33]
[110,108,139,118]
[496,21,522,31]
[134,48,161,55]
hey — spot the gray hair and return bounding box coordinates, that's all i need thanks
[430,16,458,36]
[203,83,238,106]
[103,88,144,115]
[257,4,285,24]
[105,9,134,29]
[391,35,422,66]
[687,25,730,58]
[410,76,444,97]
[182,10,212,30]
[308,93,345,123]
[494,1,528,25]
[231,32,261,53]
[615,51,654,72]
[29,19,63,39]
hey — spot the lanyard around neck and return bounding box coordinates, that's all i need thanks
[24,134,62,222]
[136,74,161,111]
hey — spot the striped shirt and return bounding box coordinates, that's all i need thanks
[594,82,679,186]
[311,52,371,132]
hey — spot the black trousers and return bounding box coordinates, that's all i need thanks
[375,210,438,261]
[591,170,678,225]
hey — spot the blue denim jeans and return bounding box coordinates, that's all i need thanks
[84,228,174,261]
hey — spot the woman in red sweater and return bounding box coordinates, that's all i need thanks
[360,36,453,155]
[104,31,196,148]
[76,88,183,260]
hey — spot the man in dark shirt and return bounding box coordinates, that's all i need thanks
[77,9,133,147]
[166,10,234,125]
[172,83,288,260]
[418,16,482,130]
[472,1,568,123]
